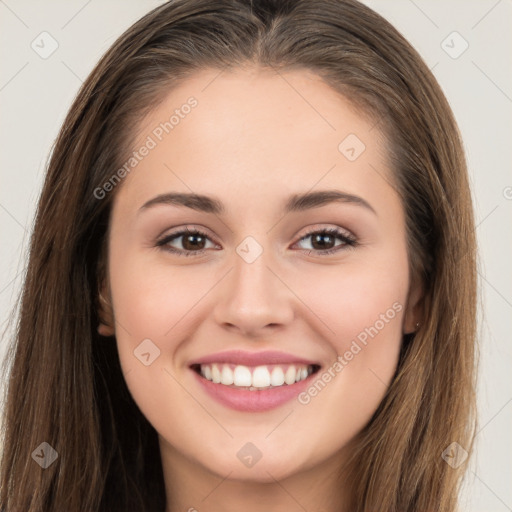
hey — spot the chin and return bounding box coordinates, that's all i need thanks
[191,440,315,483]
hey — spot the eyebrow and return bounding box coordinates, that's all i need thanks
[139,190,377,216]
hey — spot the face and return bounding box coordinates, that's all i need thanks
[100,67,421,484]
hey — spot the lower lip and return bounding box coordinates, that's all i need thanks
[191,369,315,412]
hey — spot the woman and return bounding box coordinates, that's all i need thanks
[0,0,477,510]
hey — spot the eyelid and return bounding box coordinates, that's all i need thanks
[156,225,219,246]
[295,224,355,241]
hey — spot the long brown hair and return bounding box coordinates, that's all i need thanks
[0,1,478,510]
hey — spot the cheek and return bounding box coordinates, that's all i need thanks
[109,250,204,340]
[300,253,408,352]
[291,254,408,452]
[106,248,201,405]
[107,251,208,429]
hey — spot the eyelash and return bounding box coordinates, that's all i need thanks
[155,226,357,258]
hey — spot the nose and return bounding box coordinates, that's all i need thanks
[213,247,295,338]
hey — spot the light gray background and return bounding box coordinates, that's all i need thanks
[1,1,511,510]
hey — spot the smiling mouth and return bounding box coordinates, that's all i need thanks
[190,363,321,391]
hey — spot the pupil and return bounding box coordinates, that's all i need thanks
[313,234,333,250]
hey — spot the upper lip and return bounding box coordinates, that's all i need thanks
[189,350,320,367]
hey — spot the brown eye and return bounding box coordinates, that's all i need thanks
[294,227,357,256]
[156,228,216,257]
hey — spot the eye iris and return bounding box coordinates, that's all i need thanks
[312,233,335,250]
[183,233,206,251]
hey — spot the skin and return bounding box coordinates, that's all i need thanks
[98,67,422,512]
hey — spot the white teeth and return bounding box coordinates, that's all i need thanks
[198,363,315,389]
[284,366,296,385]
[270,367,285,386]
[233,365,252,386]
[252,366,271,388]
[221,365,234,385]
[211,364,221,383]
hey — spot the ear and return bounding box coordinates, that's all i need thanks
[97,282,115,337]
[403,275,424,335]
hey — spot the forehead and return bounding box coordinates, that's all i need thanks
[134,66,380,153]
[113,67,397,217]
